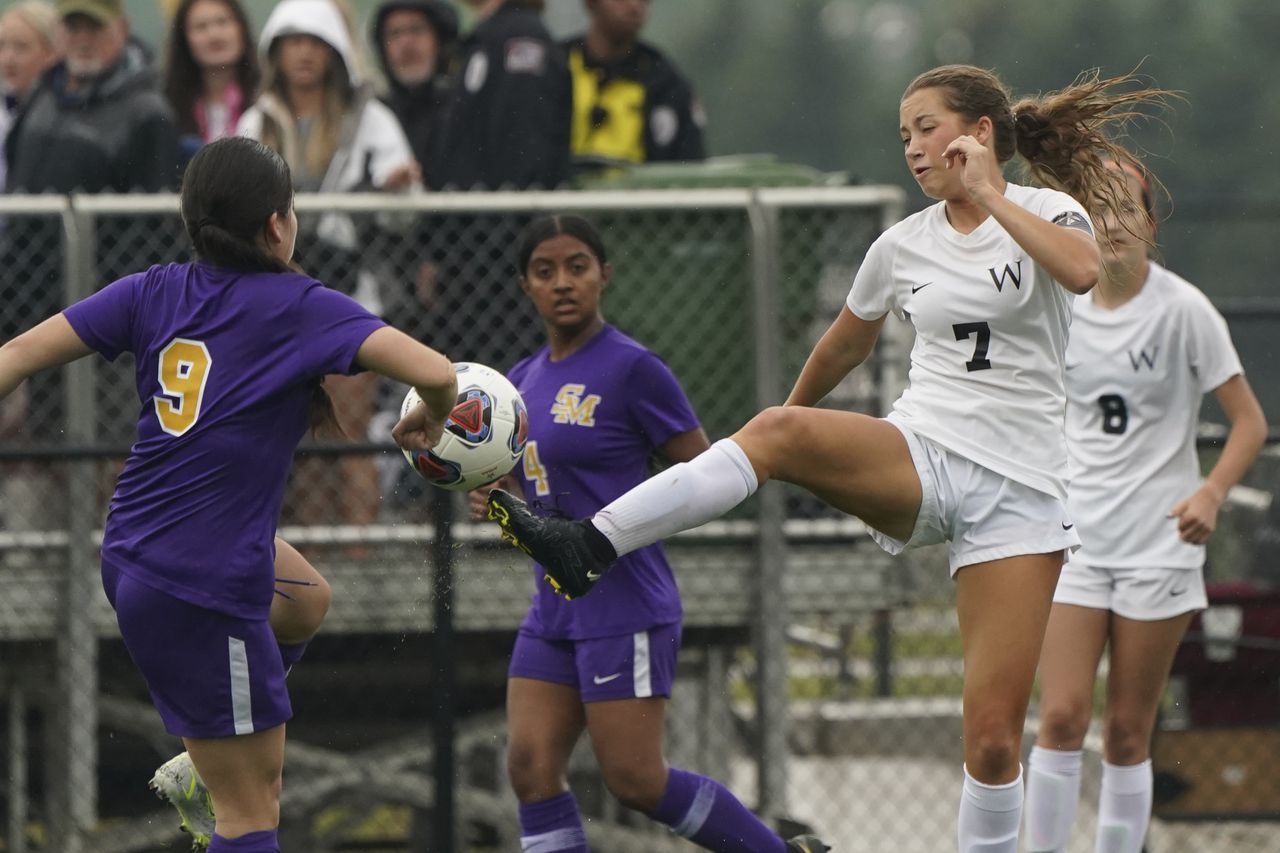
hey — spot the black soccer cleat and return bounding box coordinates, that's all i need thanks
[785,835,831,853]
[486,489,615,599]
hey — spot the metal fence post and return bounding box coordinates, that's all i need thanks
[431,490,458,852]
[55,200,100,853]
[747,195,789,819]
[8,680,27,853]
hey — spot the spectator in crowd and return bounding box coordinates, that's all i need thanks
[162,0,259,167]
[434,0,571,190]
[371,1,457,190]
[563,0,705,180]
[0,1,61,193]
[5,0,180,193]
[240,0,420,534]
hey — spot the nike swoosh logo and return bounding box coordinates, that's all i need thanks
[911,282,934,294]
[1064,363,1081,371]
[1170,588,1188,597]
[593,673,622,685]
[1061,522,1075,530]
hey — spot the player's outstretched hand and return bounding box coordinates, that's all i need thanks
[1169,483,1224,545]
[392,399,446,453]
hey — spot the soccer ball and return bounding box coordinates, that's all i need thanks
[400,362,528,492]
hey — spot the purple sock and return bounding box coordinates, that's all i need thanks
[277,641,309,674]
[208,829,280,852]
[518,791,588,852]
[652,768,785,853]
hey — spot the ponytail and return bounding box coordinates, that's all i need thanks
[1011,69,1176,225]
[181,137,345,436]
[904,65,1178,226]
[190,220,292,274]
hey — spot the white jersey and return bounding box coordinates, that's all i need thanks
[1065,263,1243,568]
[847,183,1089,500]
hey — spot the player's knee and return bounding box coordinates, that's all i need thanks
[600,761,666,813]
[964,715,1022,782]
[1102,714,1152,765]
[1038,699,1092,750]
[309,572,333,626]
[735,406,796,473]
[506,742,566,803]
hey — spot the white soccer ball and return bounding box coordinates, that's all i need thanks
[400,362,528,492]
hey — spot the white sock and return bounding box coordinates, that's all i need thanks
[591,438,758,557]
[1024,746,1084,852]
[958,765,1024,853]
[1095,759,1152,853]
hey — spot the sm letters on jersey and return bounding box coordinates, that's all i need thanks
[550,383,602,426]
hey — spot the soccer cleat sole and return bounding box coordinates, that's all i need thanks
[149,758,214,849]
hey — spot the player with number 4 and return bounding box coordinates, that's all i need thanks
[470,215,829,853]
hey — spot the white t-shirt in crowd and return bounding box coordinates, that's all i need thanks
[1065,263,1243,568]
[847,182,1091,501]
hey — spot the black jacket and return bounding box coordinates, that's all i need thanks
[433,3,571,190]
[5,41,180,193]
[372,0,459,190]
[562,36,705,176]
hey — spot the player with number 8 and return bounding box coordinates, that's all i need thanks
[1022,159,1266,853]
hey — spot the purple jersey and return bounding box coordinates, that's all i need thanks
[64,262,385,619]
[508,324,700,639]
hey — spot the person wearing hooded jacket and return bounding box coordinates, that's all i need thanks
[371,0,457,191]
[239,0,420,537]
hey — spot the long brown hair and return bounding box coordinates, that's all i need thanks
[903,65,1178,224]
[260,39,355,178]
[163,0,260,137]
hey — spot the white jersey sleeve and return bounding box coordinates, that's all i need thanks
[846,230,901,321]
[1184,288,1244,393]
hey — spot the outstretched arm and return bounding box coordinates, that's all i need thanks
[354,327,457,450]
[0,314,94,400]
[786,306,885,407]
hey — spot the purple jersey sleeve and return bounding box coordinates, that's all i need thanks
[625,351,700,448]
[292,282,387,376]
[62,273,144,361]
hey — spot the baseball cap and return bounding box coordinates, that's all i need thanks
[57,0,124,24]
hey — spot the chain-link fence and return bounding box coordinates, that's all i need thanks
[1,190,1277,853]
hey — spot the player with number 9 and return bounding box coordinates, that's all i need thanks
[0,137,457,853]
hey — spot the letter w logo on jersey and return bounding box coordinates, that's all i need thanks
[988,260,1024,292]
[1128,346,1159,371]
[550,384,602,427]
